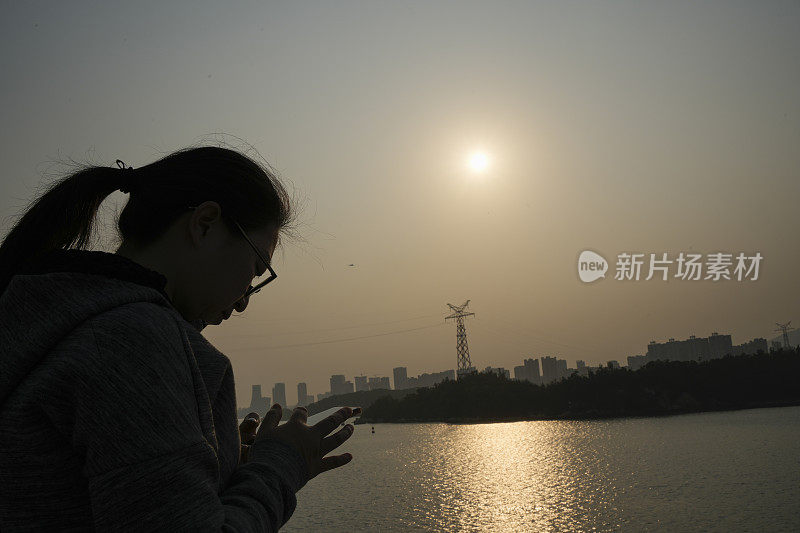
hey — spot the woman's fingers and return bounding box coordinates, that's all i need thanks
[239,420,258,445]
[256,403,282,438]
[313,407,354,437]
[320,423,354,456]
[240,413,259,430]
[240,418,258,432]
[239,412,260,444]
[319,453,353,473]
[290,406,308,424]
[250,404,360,479]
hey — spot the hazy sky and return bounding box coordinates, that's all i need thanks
[2,1,798,404]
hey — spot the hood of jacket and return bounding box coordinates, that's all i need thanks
[0,249,200,408]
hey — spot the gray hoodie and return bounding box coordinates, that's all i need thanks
[0,250,308,531]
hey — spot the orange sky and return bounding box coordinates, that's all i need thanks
[2,2,798,403]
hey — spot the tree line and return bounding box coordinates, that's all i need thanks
[358,347,800,423]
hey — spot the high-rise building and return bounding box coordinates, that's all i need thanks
[297,382,312,406]
[395,368,454,389]
[523,358,541,384]
[250,384,261,404]
[329,374,354,396]
[627,355,646,371]
[541,356,559,384]
[249,384,262,410]
[644,332,763,363]
[513,365,525,380]
[248,384,269,412]
[368,376,391,390]
[484,366,510,379]
[330,374,345,394]
[707,332,733,360]
[393,367,408,390]
[730,338,768,356]
[354,375,369,392]
[556,359,567,379]
[272,382,286,408]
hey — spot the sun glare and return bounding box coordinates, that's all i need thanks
[468,152,489,173]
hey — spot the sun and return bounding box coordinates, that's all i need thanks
[468,152,489,173]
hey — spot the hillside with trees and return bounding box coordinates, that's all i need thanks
[358,347,800,423]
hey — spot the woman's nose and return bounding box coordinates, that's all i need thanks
[234,294,250,313]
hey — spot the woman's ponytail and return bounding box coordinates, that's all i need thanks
[0,165,127,294]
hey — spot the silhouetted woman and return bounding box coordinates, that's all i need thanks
[0,146,358,531]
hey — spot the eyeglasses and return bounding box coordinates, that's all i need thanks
[187,206,277,298]
[233,219,277,297]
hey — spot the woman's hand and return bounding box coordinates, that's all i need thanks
[252,403,361,479]
[238,412,260,463]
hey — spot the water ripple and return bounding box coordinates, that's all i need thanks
[280,407,800,532]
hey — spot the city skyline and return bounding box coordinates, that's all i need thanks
[232,312,795,405]
[239,326,784,410]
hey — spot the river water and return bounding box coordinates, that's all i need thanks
[256,406,800,532]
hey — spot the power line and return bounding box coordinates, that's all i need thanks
[472,317,614,358]
[258,322,446,350]
[228,314,440,338]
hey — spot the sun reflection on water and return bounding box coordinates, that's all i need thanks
[405,421,621,532]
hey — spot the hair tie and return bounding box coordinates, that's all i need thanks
[115,159,137,194]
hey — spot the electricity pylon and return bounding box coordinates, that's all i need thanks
[775,321,793,349]
[445,300,476,377]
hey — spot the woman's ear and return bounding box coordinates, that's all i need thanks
[189,201,223,245]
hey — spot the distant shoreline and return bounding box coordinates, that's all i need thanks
[356,399,800,425]
[354,349,800,425]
